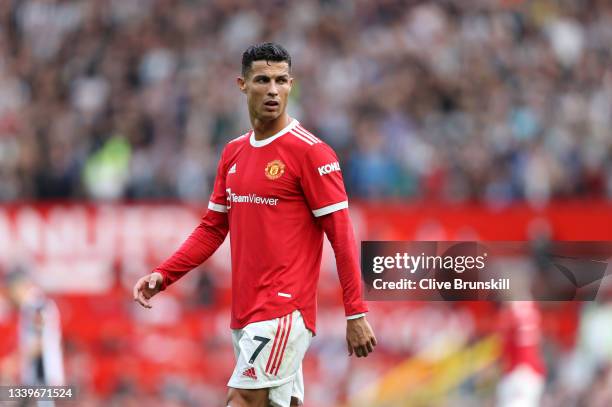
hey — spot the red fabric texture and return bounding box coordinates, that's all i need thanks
[154,209,228,290]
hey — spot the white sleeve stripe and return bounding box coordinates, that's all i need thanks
[295,126,320,143]
[296,125,321,142]
[347,313,366,320]
[312,201,348,217]
[290,131,314,145]
[208,201,228,213]
[293,127,316,143]
[293,126,320,144]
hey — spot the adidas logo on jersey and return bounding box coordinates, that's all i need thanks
[228,163,237,174]
[318,161,341,176]
[242,367,257,380]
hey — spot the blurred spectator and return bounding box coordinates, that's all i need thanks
[0,0,609,203]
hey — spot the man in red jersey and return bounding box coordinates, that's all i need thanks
[133,42,376,407]
[496,301,546,407]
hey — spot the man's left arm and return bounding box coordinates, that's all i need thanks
[300,141,377,357]
[320,209,377,358]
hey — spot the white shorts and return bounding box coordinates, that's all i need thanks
[228,310,312,407]
[496,364,544,407]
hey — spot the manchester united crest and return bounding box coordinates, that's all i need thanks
[265,159,285,180]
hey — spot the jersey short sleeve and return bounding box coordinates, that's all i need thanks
[208,147,229,213]
[300,143,349,217]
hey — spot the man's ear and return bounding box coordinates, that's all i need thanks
[237,76,247,94]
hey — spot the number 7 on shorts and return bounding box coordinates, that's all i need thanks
[249,336,270,364]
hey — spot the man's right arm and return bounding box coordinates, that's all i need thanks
[154,142,232,290]
[153,208,229,290]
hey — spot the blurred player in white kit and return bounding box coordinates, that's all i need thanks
[6,267,65,407]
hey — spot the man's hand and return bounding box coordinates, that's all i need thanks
[133,272,163,309]
[346,316,377,358]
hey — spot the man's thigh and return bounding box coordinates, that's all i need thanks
[225,389,301,407]
[226,387,269,407]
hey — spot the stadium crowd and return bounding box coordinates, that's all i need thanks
[0,0,610,204]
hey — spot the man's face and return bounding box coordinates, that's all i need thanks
[238,60,292,122]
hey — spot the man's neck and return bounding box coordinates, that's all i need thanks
[252,114,291,141]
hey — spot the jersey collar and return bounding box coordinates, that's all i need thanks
[249,118,299,148]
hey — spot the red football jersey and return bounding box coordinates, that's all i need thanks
[208,119,366,333]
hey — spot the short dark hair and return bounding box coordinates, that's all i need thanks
[241,42,291,77]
